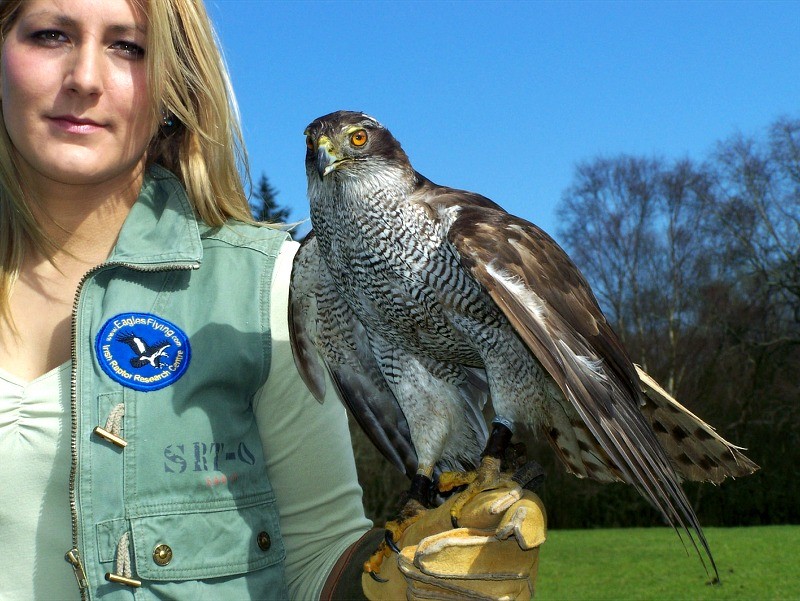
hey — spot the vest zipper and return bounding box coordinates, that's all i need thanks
[65,548,88,592]
[67,261,200,599]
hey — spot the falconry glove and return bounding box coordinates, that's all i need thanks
[362,486,546,600]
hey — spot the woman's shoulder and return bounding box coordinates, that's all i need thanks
[200,220,292,255]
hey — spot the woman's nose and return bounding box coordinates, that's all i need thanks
[64,45,104,97]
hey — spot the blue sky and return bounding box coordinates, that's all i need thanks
[207,0,800,242]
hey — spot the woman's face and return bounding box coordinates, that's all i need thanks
[1,0,152,190]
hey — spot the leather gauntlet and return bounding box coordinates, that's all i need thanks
[362,486,546,600]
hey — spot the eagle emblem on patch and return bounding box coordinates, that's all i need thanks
[95,313,191,391]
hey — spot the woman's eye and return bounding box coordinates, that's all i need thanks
[112,41,145,59]
[32,30,68,45]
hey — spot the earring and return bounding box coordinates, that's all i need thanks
[160,110,175,128]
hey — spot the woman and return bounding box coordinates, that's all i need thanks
[0,0,543,599]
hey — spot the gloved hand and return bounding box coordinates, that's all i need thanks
[362,485,546,600]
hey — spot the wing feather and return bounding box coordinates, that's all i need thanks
[288,234,328,401]
[442,200,718,576]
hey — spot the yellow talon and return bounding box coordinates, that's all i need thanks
[362,501,426,577]
[363,541,391,578]
[448,456,518,527]
[437,470,477,493]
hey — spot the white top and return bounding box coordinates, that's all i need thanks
[0,362,74,600]
[0,240,371,600]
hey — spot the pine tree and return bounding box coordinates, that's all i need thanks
[250,173,291,224]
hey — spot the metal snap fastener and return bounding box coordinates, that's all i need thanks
[153,544,173,566]
[257,531,271,552]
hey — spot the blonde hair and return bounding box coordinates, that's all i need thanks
[0,0,254,320]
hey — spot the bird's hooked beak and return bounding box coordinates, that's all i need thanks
[314,135,339,179]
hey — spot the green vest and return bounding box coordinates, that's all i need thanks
[67,165,290,599]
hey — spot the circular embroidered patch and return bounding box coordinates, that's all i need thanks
[95,313,191,391]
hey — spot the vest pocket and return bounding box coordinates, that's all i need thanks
[128,493,285,581]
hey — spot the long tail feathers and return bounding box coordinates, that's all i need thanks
[636,366,759,483]
[545,366,760,582]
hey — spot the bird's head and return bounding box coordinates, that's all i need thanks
[304,111,413,184]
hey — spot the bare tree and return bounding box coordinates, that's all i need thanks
[553,116,800,527]
[558,156,715,391]
[557,156,661,355]
[710,118,800,337]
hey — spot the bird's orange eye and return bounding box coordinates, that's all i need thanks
[350,129,368,147]
[306,136,314,151]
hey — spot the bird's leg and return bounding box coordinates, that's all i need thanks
[438,425,519,493]
[438,419,515,492]
[363,470,434,580]
[444,420,522,528]
[384,473,431,550]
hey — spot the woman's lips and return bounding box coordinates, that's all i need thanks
[48,116,106,134]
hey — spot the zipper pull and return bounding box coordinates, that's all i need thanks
[65,548,89,591]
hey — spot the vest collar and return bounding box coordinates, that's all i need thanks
[108,164,203,266]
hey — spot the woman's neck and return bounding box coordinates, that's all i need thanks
[23,161,146,265]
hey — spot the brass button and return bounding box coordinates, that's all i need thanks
[257,531,271,552]
[153,544,173,566]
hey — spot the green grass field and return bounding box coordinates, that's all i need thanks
[535,525,799,600]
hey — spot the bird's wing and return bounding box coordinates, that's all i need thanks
[131,337,147,354]
[429,191,716,573]
[117,332,145,354]
[289,233,418,478]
